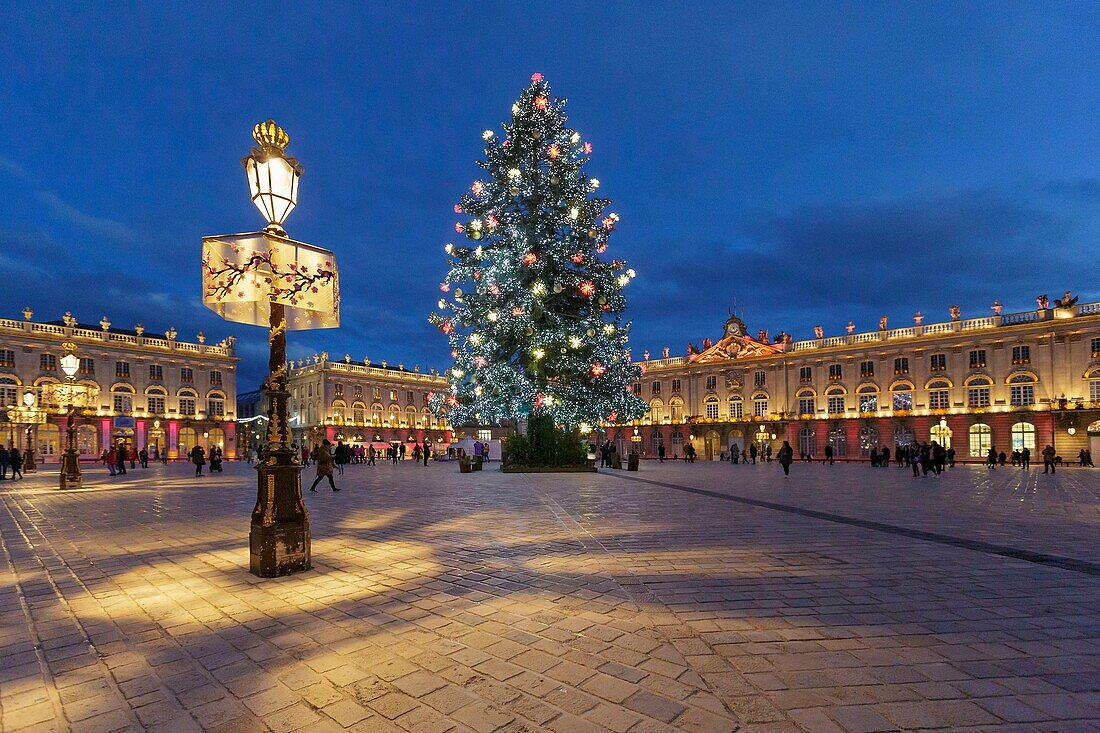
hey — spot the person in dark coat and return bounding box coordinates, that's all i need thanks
[309,439,340,492]
[9,448,23,479]
[777,441,794,476]
[115,444,128,475]
[190,445,206,476]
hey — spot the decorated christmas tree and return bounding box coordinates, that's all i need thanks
[429,73,648,432]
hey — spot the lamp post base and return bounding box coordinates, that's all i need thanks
[23,448,36,474]
[250,456,310,577]
[59,449,82,490]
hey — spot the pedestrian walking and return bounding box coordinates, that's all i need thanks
[9,448,23,479]
[0,444,9,480]
[749,444,757,464]
[107,447,117,476]
[778,440,794,476]
[139,448,149,468]
[986,446,997,469]
[658,443,666,462]
[822,444,834,465]
[423,443,430,466]
[308,439,340,492]
[115,444,128,475]
[190,444,206,476]
[1042,444,1056,474]
[729,443,738,464]
[765,444,772,463]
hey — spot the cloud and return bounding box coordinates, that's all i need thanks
[626,183,1100,352]
[36,190,138,241]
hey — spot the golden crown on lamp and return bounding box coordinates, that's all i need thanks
[253,119,290,150]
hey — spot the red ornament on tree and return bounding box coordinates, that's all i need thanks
[570,252,585,264]
[547,144,560,160]
[454,223,464,233]
[583,141,593,154]
[485,213,499,229]
[471,180,485,196]
[531,72,544,83]
[534,96,549,110]
[590,362,606,377]
[440,321,454,335]
[440,282,450,292]
[522,252,538,266]
[578,281,596,297]
[454,204,462,213]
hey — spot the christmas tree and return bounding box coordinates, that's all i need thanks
[429,73,648,431]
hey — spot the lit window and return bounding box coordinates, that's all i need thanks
[112,393,132,413]
[859,393,878,412]
[705,376,717,390]
[179,397,196,416]
[1011,421,1036,452]
[969,350,987,368]
[1011,345,1030,365]
[968,423,991,457]
[728,396,743,418]
[0,349,14,367]
[827,395,845,414]
[859,361,874,378]
[968,387,991,408]
[705,398,719,419]
[40,354,57,371]
[753,397,768,417]
[893,358,909,375]
[893,390,913,411]
[116,361,130,378]
[754,371,766,387]
[799,367,812,382]
[930,354,946,371]
[181,367,193,383]
[828,364,842,380]
[1009,385,1034,406]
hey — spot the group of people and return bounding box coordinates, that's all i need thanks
[0,444,27,480]
[293,441,433,469]
[187,444,224,476]
[728,443,769,464]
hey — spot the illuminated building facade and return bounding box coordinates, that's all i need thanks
[285,353,452,450]
[606,297,1100,462]
[0,310,238,461]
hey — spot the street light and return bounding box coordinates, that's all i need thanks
[59,342,82,490]
[5,389,45,474]
[202,120,340,577]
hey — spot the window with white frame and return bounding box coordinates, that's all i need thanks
[1009,384,1034,406]
[797,391,815,415]
[728,395,743,418]
[827,395,845,414]
[928,381,950,409]
[967,386,991,408]
[892,388,913,411]
[705,397,719,419]
[705,375,717,390]
[671,379,681,392]
[179,397,196,416]
[753,396,769,417]
[207,397,225,417]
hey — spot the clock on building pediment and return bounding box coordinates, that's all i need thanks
[725,314,745,337]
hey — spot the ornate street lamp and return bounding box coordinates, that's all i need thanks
[202,120,340,577]
[5,390,46,473]
[59,342,82,490]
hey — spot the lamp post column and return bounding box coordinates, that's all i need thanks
[24,426,36,473]
[250,302,310,576]
[60,381,82,490]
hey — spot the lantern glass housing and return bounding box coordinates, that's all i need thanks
[23,390,34,407]
[242,120,302,232]
[60,351,80,379]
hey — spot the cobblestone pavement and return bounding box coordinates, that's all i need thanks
[0,459,1097,733]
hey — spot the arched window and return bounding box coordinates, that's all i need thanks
[894,426,914,448]
[1088,369,1100,404]
[1008,373,1037,407]
[798,427,815,458]
[111,384,134,414]
[179,427,198,455]
[77,424,98,456]
[668,398,684,424]
[371,403,384,426]
[796,389,815,416]
[0,376,20,406]
[704,395,720,419]
[825,386,846,414]
[1011,421,1036,452]
[966,375,992,409]
[206,390,226,419]
[859,427,878,457]
[39,424,59,456]
[890,381,914,412]
[331,399,347,423]
[404,405,417,427]
[828,426,847,457]
[930,419,952,449]
[352,402,366,424]
[927,379,951,410]
[857,385,878,413]
[969,423,992,457]
[649,398,664,423]
[670,430,684,448]
[208,427,226,450]
[752,392,769,418]
[727,394,743,419]
[651,430,663,454]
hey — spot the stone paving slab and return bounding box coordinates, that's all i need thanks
[0,460,1097,732]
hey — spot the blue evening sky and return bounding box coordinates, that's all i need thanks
[2,3,1099,388]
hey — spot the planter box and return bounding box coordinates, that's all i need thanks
[472,455,484,471]
[459,460,472,473]
[500,464,598,473]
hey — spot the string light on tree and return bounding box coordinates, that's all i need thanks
[428,73,647,428]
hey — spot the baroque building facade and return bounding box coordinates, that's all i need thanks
[277,353,453,450]
[605,296,1100,463]
[0,310,238,461]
